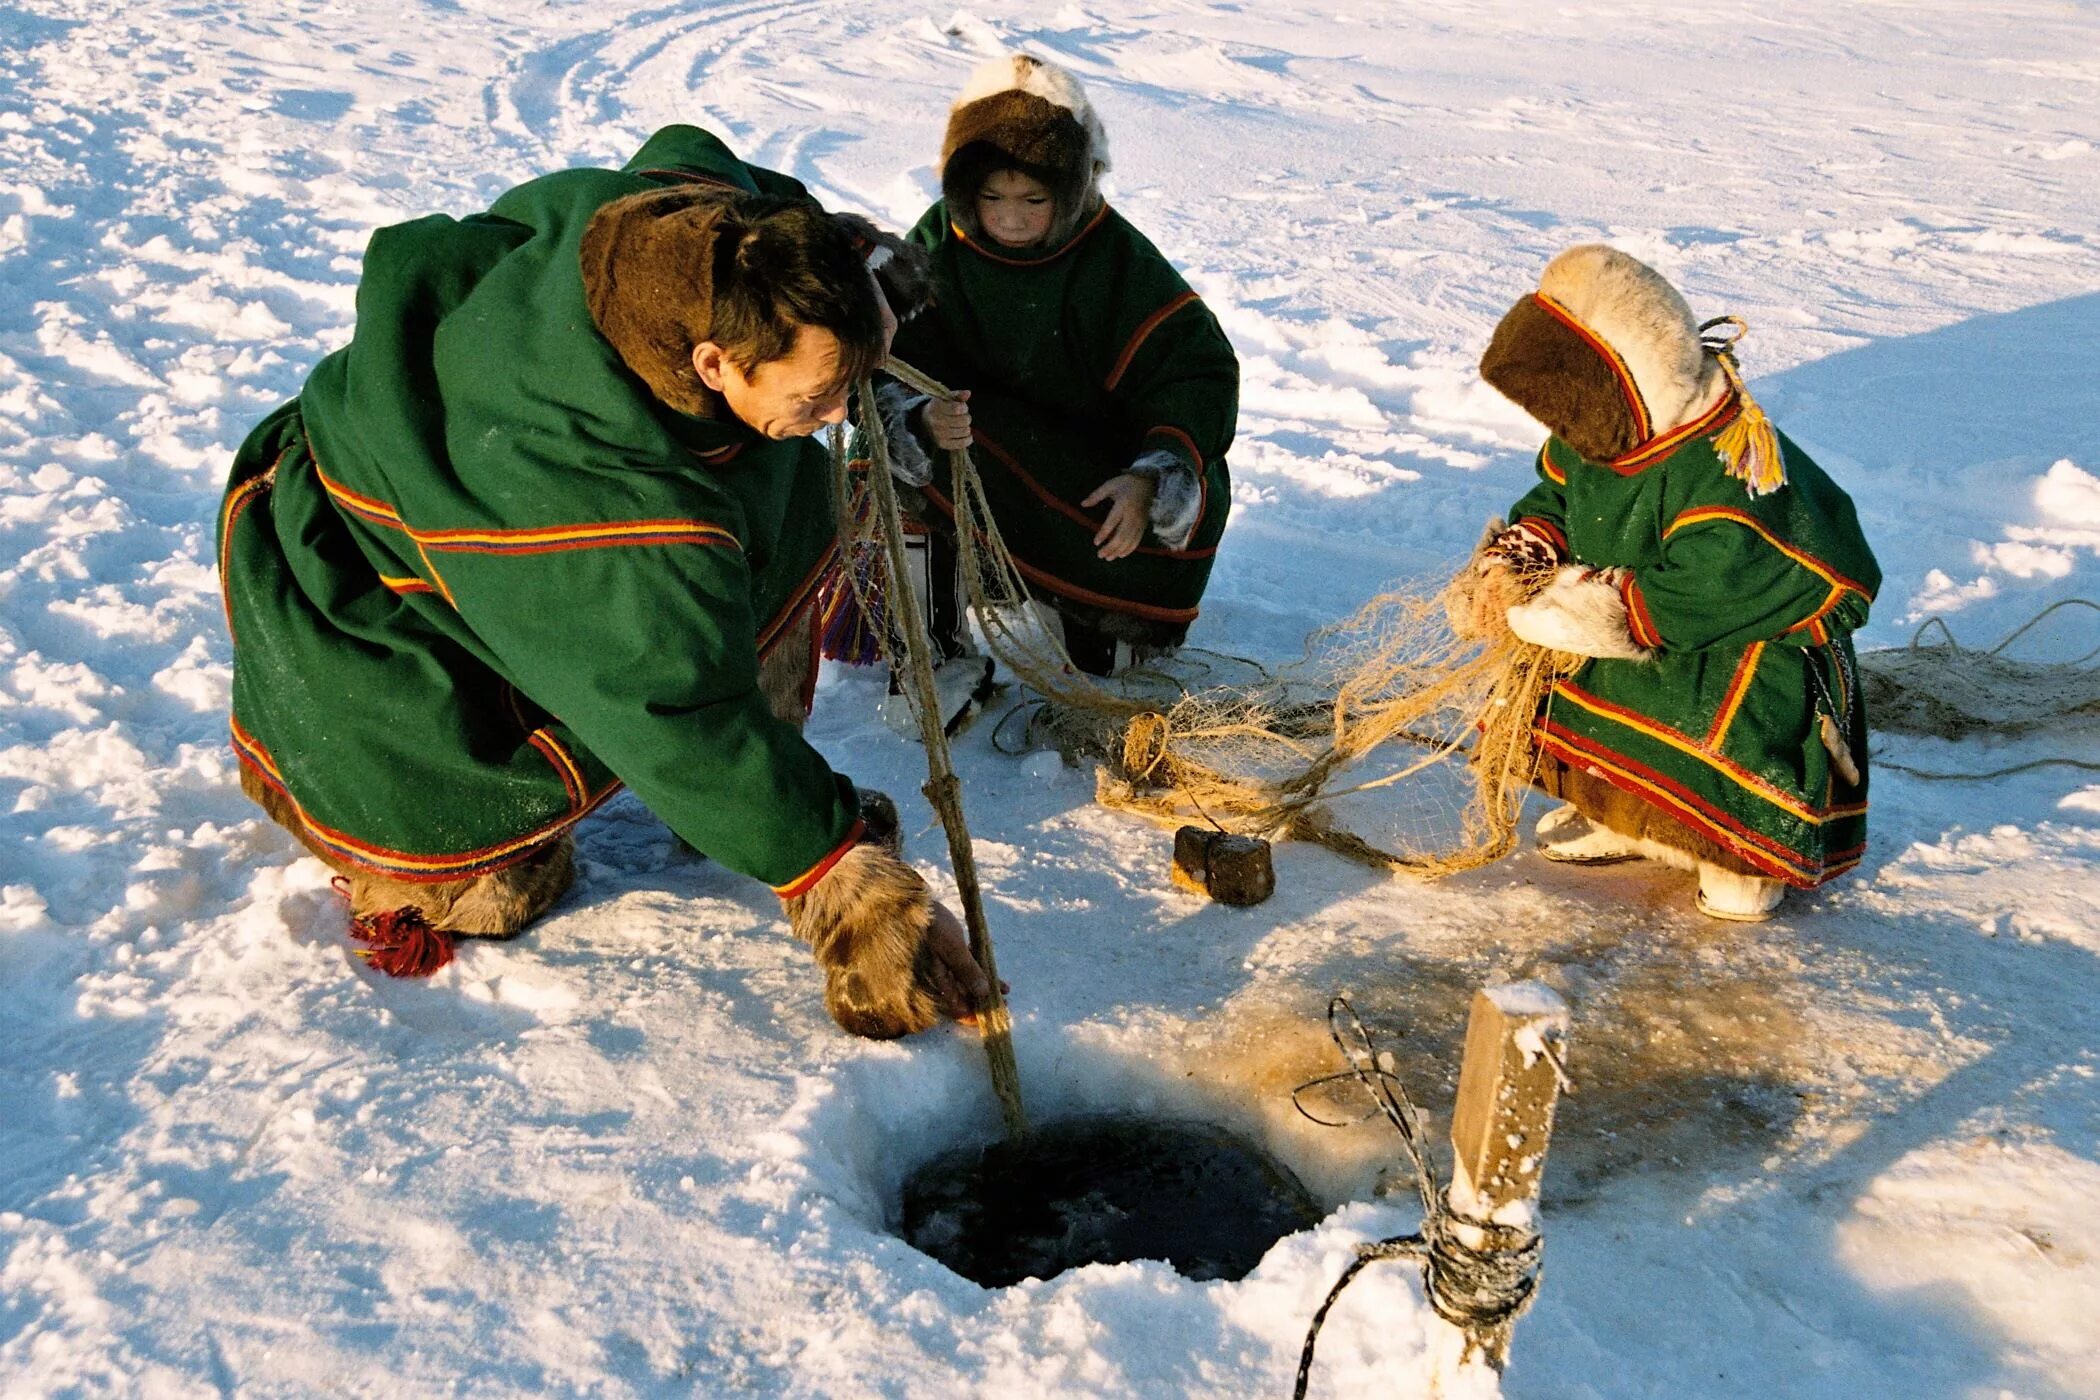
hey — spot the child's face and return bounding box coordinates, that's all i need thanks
[975,169,1055,248]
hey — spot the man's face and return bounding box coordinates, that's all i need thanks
[692,324,852,440]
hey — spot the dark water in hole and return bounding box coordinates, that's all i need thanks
[899,1115,1323,1287]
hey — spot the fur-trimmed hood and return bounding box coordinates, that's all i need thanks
[1479,245,1727,464]
[941,53,1110,250]
[581,185,736,420]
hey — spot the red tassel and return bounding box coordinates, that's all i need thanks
[347,903,456,978]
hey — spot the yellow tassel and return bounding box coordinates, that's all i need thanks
[1701,317,1787,498]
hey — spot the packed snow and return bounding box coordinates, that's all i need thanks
[3,0,2098,1394]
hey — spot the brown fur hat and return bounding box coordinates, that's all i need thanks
[1480,245,1725,464]
[942,53,1110,248]
[580,185,734,418]
[783,840,943,1039]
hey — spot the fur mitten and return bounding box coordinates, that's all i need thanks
[783,840,943,1039]
[832,212,934,321]
[1505,564,1654,660]
[1445,518,1562,640]
[1125,448,1202,550]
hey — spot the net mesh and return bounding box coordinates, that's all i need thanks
[833,359,1584,878]
[1858,600,2100,739]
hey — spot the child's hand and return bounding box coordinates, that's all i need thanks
[1082,473,1157,561]
[920,392,972,451]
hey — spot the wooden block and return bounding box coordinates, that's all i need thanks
[1170,827,1275,906]
[1447,983,1570,1221]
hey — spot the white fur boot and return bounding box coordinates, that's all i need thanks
[1695,864,1787,922]
[1533,802,1644,865]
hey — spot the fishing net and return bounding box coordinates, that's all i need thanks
[1859,599,2100,739]
[831,359,1583,877]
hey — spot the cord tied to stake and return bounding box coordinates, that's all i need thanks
[1290,997,1550,1397]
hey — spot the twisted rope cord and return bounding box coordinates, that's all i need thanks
[1290,999,1543,1398]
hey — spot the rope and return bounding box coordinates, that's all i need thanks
[875,355,1567,880]
[1290,998,1544,1397]
[840,388,1027,1139]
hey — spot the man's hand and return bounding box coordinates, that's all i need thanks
[922,901,1006,1025]
[1082,472,1157,561]
[921,392,972,452]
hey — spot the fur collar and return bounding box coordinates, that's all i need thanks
[580,186,735,420]
[941,54,1110,251]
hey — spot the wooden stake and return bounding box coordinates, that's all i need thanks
[1448,982,1569,1228]
[855,383,1027,1140]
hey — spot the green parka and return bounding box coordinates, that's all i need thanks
[1508,397,1879,887]
[217,127,860,895]
[887,200,1238,640]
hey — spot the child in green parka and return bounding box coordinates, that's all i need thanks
[858,53,1240,715]
[1449,245,1879,922]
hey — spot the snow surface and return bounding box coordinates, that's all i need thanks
[4,0,2099,1395]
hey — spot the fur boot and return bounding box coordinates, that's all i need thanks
[783,840,944,1039]
[238,762,574,936]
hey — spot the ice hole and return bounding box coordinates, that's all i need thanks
[897,1113,1322,1287]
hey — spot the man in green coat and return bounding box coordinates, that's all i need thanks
[1451,245,1878,922]
[218,125,988,1037]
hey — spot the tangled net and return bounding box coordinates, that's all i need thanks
[834,359,1582,878]
[1860,599,2100,739]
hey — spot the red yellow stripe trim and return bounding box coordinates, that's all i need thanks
[1621,574,1662,650]
[1666,506,1873,599]
[1538,722,1863,888]
[217,454,285,639]
[1550,679,1867,827]
[1105,292,1201,392]
[316,465,742,557]
[232,716,618,882]
[1603,391,1741,474]
[1513,516,1567,558]
[772,819,868,899]
[1537,445,1568,487]
[1703,641,1764,749]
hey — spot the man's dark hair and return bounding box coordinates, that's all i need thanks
[710,196,884,385]
[581,187,884,417]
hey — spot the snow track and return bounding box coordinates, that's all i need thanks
[3,0,2099,1395]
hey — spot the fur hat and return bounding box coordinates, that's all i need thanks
[1479,245,1726,463]
[581,185,734,419]
[942,53,1110,248]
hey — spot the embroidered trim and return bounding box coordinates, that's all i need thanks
[1105,292,1201,392]
[952,202,1112,267]
[1621,573,1662,650]
[1703,641,1765,750]
[1604,391,1742,475]
[379,574,436,595]
[217,451,286,640]
[316,464,743,558]
[1549,678,1868,827]
[1665,506,1874,600]
[756,543,842,660]
[1538,723,1862,888]
[232,716,618,882]
[1531,292,1652,443]
[1538,444,1568,487]
[772,818,868,898]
